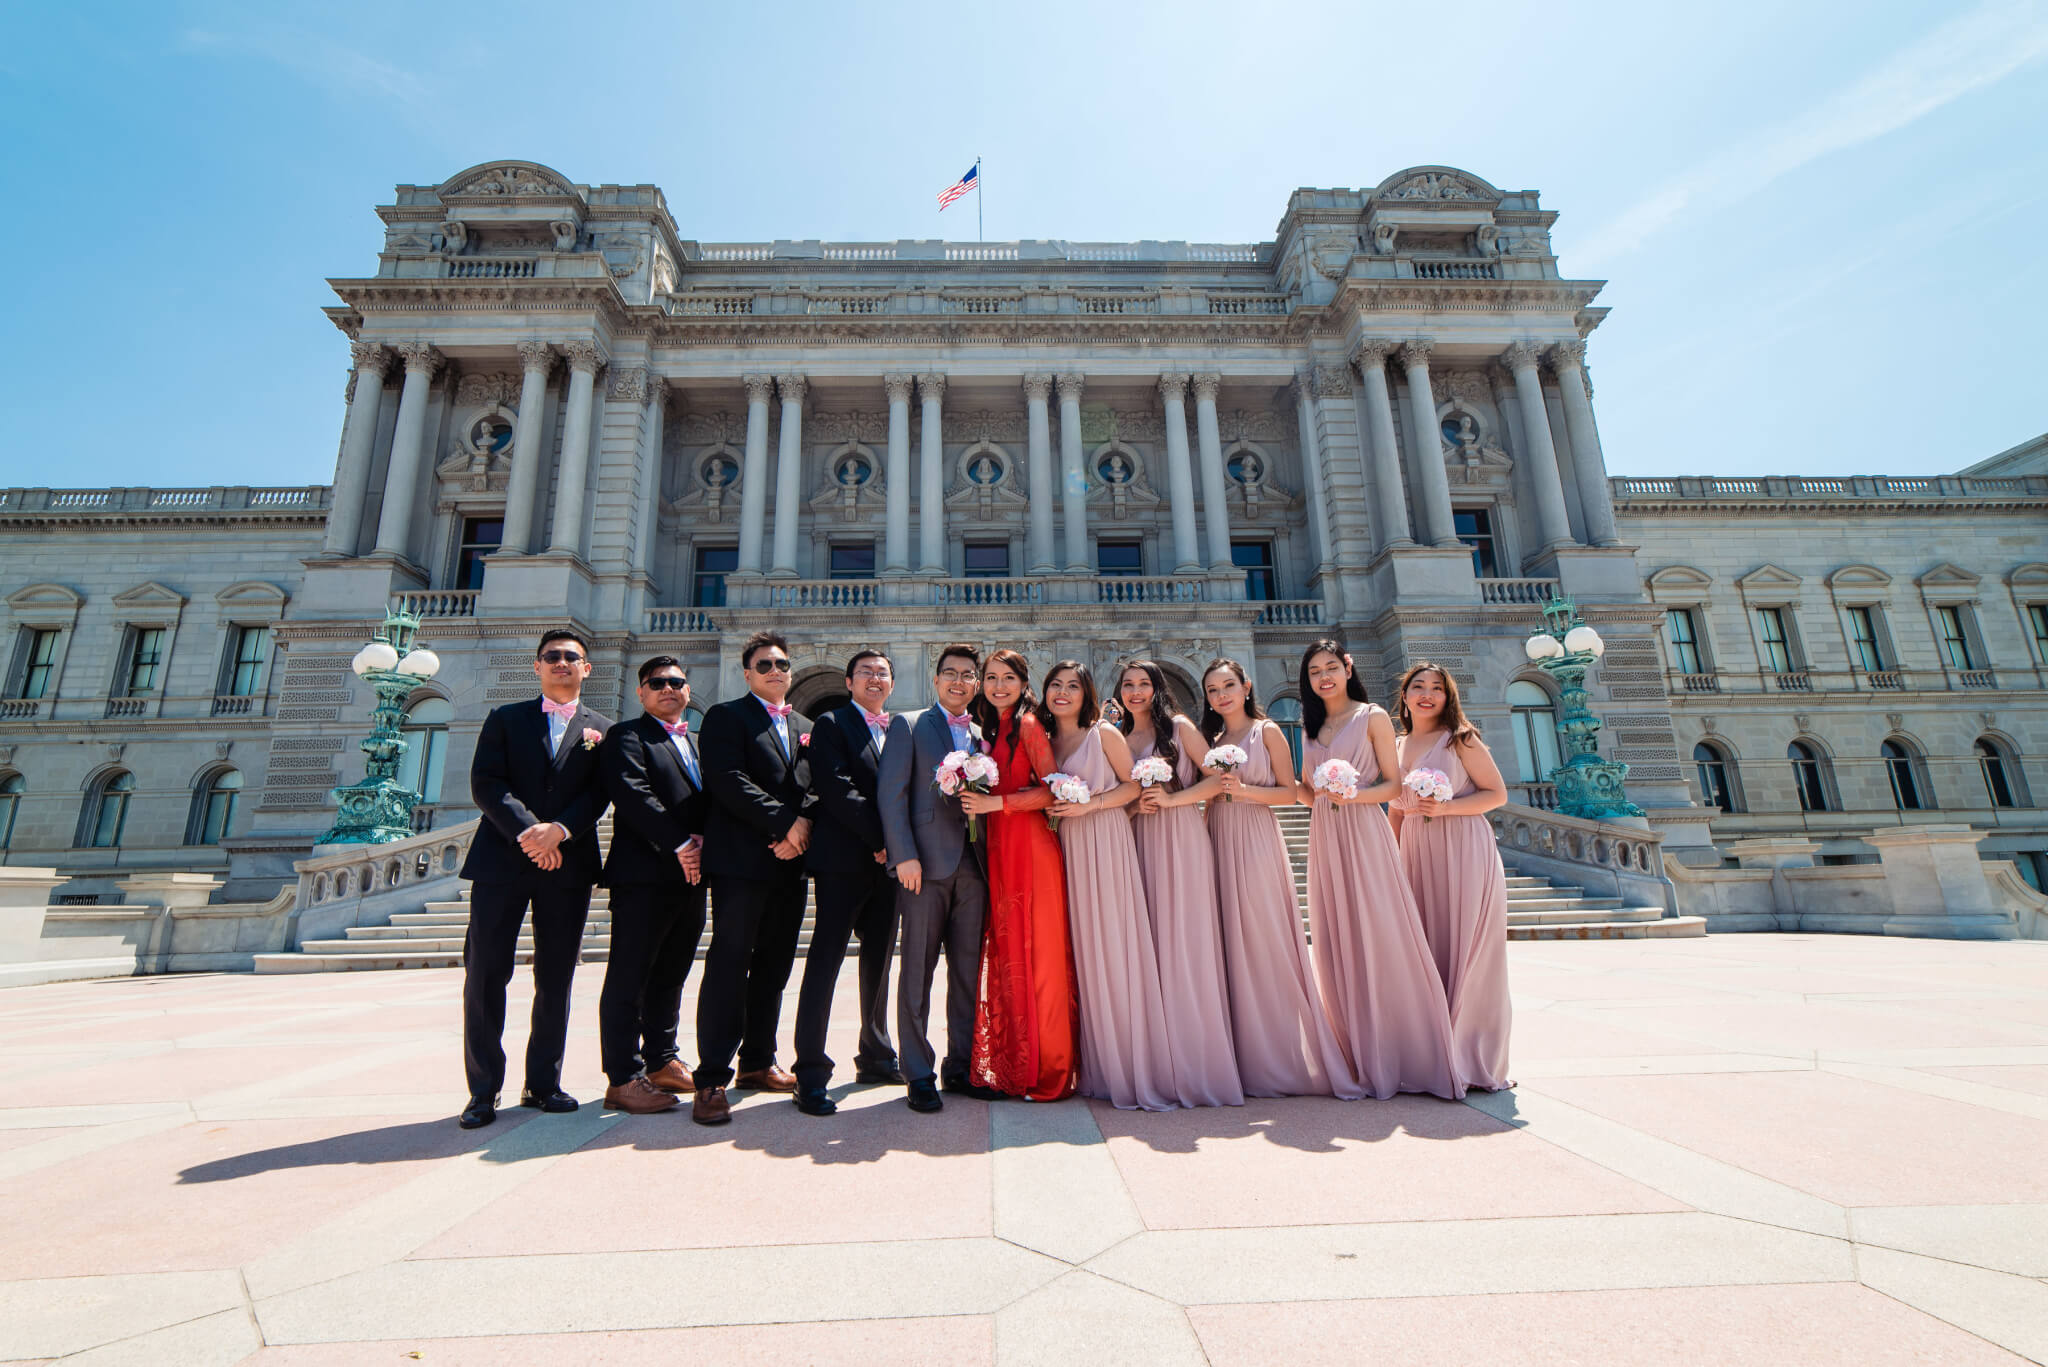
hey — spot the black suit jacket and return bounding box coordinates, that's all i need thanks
[599,712,709,888]
[699,693,816,882]
[460,696,613,887]
[805,702,888,875]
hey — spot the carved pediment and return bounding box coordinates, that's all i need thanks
[111,581,187,611]
[1648,565,1714,592]
[215,581,289,612]
[2007,562,2048,588]
[1371,165,1503,204]
[439,161,580,201]
[1826,564,1893,591]
[7,582,84,617]
[1916,561,1981,590]
[1735,564,1802,596]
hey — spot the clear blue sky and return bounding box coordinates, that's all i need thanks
[4,1,2044,488]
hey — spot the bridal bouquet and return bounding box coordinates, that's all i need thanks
[935,749,1002,840]
[1131,756,1175,789]
[1044,772,1093,832]
[1204,743,1250,803]
[1403,766,1454,821]
[1310,757,1360,802]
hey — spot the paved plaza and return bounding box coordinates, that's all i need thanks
[3,934,2047,1365]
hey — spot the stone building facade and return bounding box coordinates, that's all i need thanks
[0,161,2042,903]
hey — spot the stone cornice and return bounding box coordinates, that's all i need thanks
[0,507,330,530]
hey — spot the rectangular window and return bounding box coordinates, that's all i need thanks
[1846,606,1885,672]
[18,629,60,700]
[692,546,738,607]
[1937,605,1975,669]
[1096,540,1143,577]
[829,543,876,580]
[228,626,269,697]
[124,628,165,695]
[1453,508,1498,578]
[1231,541,1276,601]
[1757,608,1794,673]
[454,517,503,591]
[2030,604,2048,664]
[1666,608,1704,674]
[963,541,1010,578]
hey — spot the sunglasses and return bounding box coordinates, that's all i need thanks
[751,658,793,675]
[644,676,688,691]
[540,650,585,664]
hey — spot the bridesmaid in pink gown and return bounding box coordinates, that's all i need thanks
[1117,661,1243,1108]
[1043,660,1179,1112]
[1199,658,1361,1100]
[1392,662,1512,1092]
[1296,642,1461,1100]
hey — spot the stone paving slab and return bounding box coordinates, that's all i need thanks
[0,935,2043,1364]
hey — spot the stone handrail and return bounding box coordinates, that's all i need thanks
[392,589,479,618]
[764,579,879,609]
[1985,861,2047,940]
[933,577,1044,606]
[1097,575,1207,604]
[1252,600,1324,626]
[646,608,722,633]
[0,486,329,515]
[1489,802,1674,912]
[292,819,477,944]
[1478,577,1560,605]
[1612,474,2048,501]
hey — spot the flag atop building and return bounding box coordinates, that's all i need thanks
[937,162,978,211]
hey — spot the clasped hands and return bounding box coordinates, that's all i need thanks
[1391,789,1442,818]
[517,821,569,871]
[769,816,812,862]
[674,835,703,885]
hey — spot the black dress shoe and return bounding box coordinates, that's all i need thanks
[906,1079,943,1114]
[519,1088,579,1114]
[458,1095,497,1130]
[943,1077,1009,1102]
[794,1087,838,1117]
[855,1064,905,1085]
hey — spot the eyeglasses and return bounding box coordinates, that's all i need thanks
[644,676,688,691]
[751,658,793,675]
[540,650,585,664]
[938,669,979,683]
[851,668,893,681]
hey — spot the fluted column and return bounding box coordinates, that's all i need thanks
[1191,374,1233,568]
[1057,373,1089,572]
[883,374,913,572]
[1398,340,1458,547]
[544,340,605,556]
[1291,368,1334,572]
[1351,341,1413,552]
[498,341,554,555]
[324,342,391,555]
[1023,374,1056,574]
[736,374,774,573]
[1547,340,1620,545]
[1501,342,1575,550]
[634,376,667,575]
[1158,372,1201,573]
[770,373,807,575]
[917,373,946,573]
[372,342,441,558]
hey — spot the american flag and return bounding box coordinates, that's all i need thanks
[937,163,978,211]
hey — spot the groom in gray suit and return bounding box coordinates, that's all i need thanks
[877,643,996,1113]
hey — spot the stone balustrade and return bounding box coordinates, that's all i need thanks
[1096,575,1207,605]
[1478,577,1561,605]
[391,589,479,618]
[1667,665,2023,698]
[933,577,1045,607]
[1251,601,1324,626]
[645,608,721,634]
[293,821,474,946]
[0,486,330,515]
[1489,802,1674,912]
[1613,473,2048,502]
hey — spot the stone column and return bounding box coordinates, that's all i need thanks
[883,374,913,573]
[1158,372,1201,573]
[1548,340,1620,545]
[770,374,807,576]
[1501,342,1576,550]
[324,342,391,556]
[1350,341,1413,553]
[634,376,667,577]
[1191,373,1233,568]
[498,341,554,555]
[544,340,605,557]
[1291,368,1334,573]
[1023,374,1056,574]
[1058,373,1089,572]
[917,373,946,573]
[736,374,774,573]
[1398,340,1458,547]
[371,342,441,558]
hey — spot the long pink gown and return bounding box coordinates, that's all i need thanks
[1303,706,1462,1099]
[1208,720,1362,1100]
[1128,731,1244,1107]
[1398,730,1513,1091]
[1057,725,1179,1111]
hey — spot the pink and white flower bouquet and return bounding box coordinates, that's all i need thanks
[1131,756,1175,789]
[1043,772,1093,832]
[935,749,1002,840]
[1402,766,1454,821]
[1203,743,1250,802]
[1310,757,1360,802]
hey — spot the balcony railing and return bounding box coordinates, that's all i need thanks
[765,580,879,609]
[1252,601,1324,626]
[1097,576,1207,605]
[1515,782,1560,811]
[1959,670,1999,690]
[0,699,39,719]
[1478,577,1561,605]
[1772,671,1813,692]
[105,697,148,718]
[446,257,536,279]
[212,694,257,716]
[934,578,1044,606]
[1677,671,1721,693]
[1671,667,2029,699]
[1,486,328,514]
[1864,671,1906,690]
[646,608,721,633]
[392,589,479,619]
[1613,473,2048,502]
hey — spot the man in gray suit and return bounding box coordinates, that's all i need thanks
[877,643,997,1113]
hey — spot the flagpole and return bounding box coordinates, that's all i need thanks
[976,156,983,243]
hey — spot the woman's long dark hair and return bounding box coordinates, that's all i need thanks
[970,648,1039,755]
[1037,659,1098,736]
[1395,660,1481,743]
[1115,660,1181,776]
[1298,638,1369,738]
[1198,657,1266,743]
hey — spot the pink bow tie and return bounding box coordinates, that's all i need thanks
[541,698,576,719]
[863,710,889,729]
[765,701,793,720]
[660,719,688,737]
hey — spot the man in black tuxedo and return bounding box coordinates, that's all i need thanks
[690,630,814,1125]
[595,656,709,1116]
[456,628,612,1130]
[790,648,903,1116]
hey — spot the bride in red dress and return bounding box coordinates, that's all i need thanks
[962,649,1079,1101]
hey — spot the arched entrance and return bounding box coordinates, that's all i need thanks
[788,667,847,719]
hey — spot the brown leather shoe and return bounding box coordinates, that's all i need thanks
[604,1077,680,1115]
[734,1065,798,1093]
[644,1060,696,1094]
[692,1085,731,1125]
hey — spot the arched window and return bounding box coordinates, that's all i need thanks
[395,697,454,804]
[1693,741,1741,813]
[85,771,134,848]
[1977,737,2029,809]
[191,768,242,845]
[1787,741,1833,813]
[1268,696,1304,773]
[0,773,21,850]
[1506,681,1561,785]
[1882,738,1930,811]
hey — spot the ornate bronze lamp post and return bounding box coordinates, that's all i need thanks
[319,609,442,844]
[1523,595,1644,823]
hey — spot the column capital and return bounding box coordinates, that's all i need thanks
[559,339,607,374]
[1157,370,1190,400]
[607,366,650,402]
[1500,341,1544,374]
[1486,362,1519,398]
[1056,372,1085,404]
[393,341,442,377]
[1350,338,1400,372]
[775,373,807,405]
[349,342,394,378]
[514,340,555,374]
[1021,373,1054,403]
[1190,373,1222,403]
[916,372,945,403]
[742,373,776,405]
[883,373,915,403]
[1546,338,1588,372]
[645,373,667,407]
[1397,339,1435,371]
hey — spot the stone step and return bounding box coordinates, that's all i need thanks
[371,914,614,934]
[1506,905,1662,927]
[257,948,617,972]
[1509,916,1707,941]
[1500,895,1620,912]
[301,935,616,955]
